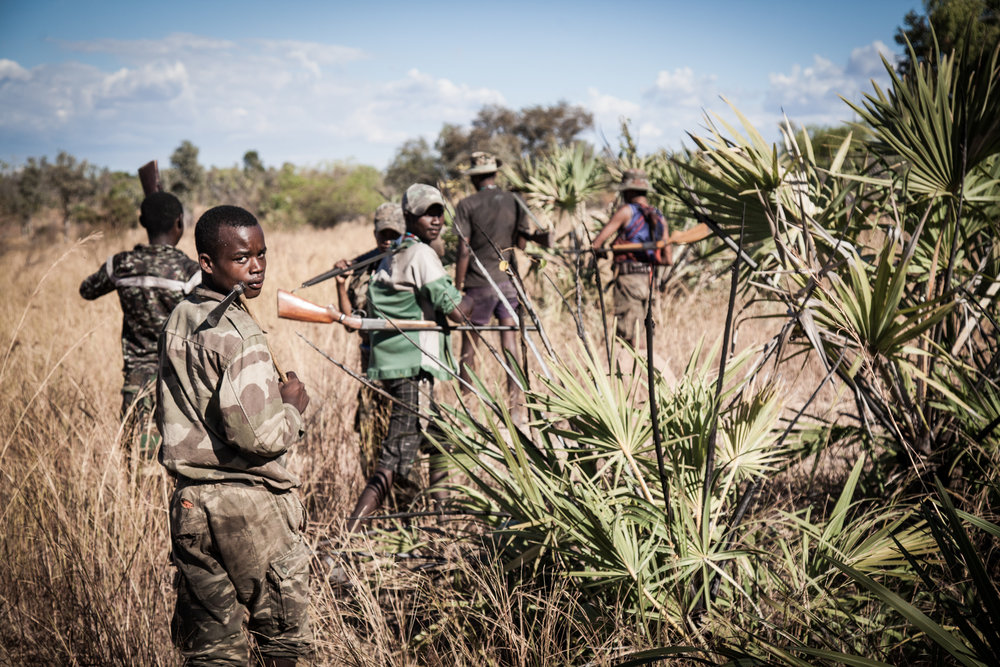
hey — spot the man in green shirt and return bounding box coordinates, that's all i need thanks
[346,184,464,532]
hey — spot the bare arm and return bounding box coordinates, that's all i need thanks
[332,259,353,321]
[446,303,469,324]
[591,206,630,250]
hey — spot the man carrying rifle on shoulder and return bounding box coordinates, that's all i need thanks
[79,189,200,460]
[591,169,673,348]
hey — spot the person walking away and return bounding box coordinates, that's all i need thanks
[79,191,200,460]
[453,151,533,407]
[591,169,672,348]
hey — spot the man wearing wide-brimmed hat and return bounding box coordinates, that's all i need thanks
[453,151,533,404]
[592,168,672,347]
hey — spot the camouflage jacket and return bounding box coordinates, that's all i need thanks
[80,244,201,373]
[156,286,305,489]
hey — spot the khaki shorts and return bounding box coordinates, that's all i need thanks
[613,269,655,344]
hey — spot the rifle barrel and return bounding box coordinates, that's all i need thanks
[297,249,392,290]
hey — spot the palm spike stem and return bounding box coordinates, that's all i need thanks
[581,223,613,371]
[644,264,672,523]
[701,205,745,509]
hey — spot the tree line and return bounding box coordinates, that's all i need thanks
[0,101,595,240]
[1,0,994,240]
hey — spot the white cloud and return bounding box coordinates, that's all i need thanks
[847,40,896,78]
[765,39,895,124]
[582,68,724,155]
[645,67,719,108]
[0,59,30,81]
[0,35,501,169]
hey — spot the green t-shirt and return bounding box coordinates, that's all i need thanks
[367,237,462,381]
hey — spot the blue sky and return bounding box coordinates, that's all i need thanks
[0,0,919,172]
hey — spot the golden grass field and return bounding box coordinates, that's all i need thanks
[0,219,846,665]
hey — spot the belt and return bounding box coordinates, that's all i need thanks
[616,262,653,275]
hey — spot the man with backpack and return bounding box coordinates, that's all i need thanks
[591,169,672,348]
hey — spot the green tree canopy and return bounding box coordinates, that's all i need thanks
[169,140,205,196]
[384,138,439,194]
[242,150,264,174]
[895,0,1000,71]
[387,101,595,185]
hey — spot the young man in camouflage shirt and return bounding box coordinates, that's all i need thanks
[79,191,200,457]
[157,205,312,666]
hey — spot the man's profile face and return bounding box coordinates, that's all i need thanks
[200,224,267,298]
[408,204,444,243]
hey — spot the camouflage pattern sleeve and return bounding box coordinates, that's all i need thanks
[79,256,116,300]
[218,332,304,458]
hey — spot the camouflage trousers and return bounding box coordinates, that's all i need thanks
[169,481,313,666]
[121,364,159,459]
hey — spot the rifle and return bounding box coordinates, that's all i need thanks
[294,248,393,291]
[138,160,160,196]
[205,282,246,327]
[277,289,535,332]
[559,223,712,255]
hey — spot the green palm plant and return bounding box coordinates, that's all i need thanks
[823,479,1000,666]
[676,38,1000,473]
[435,338,803,641]
[502,142,608,246]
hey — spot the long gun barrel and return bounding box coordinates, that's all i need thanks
[277,290,535,332]
[296,249,393,291]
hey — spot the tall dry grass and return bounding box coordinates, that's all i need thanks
[0,221,840,665]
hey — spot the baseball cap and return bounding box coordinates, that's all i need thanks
[402,183,445,216]
[373,202,405,235]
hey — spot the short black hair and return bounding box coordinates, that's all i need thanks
[139,192,183,235]
[195,205,260,258]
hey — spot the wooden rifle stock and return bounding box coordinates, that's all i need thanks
[277,289,339,324]
[611,223,711,252]
[138,160,160,196]
[277,289,439,331]
[277,290,536,333]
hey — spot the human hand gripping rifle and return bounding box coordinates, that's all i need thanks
[277,290,535,332]
[581,223,713,256]
[293,248,396,292]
